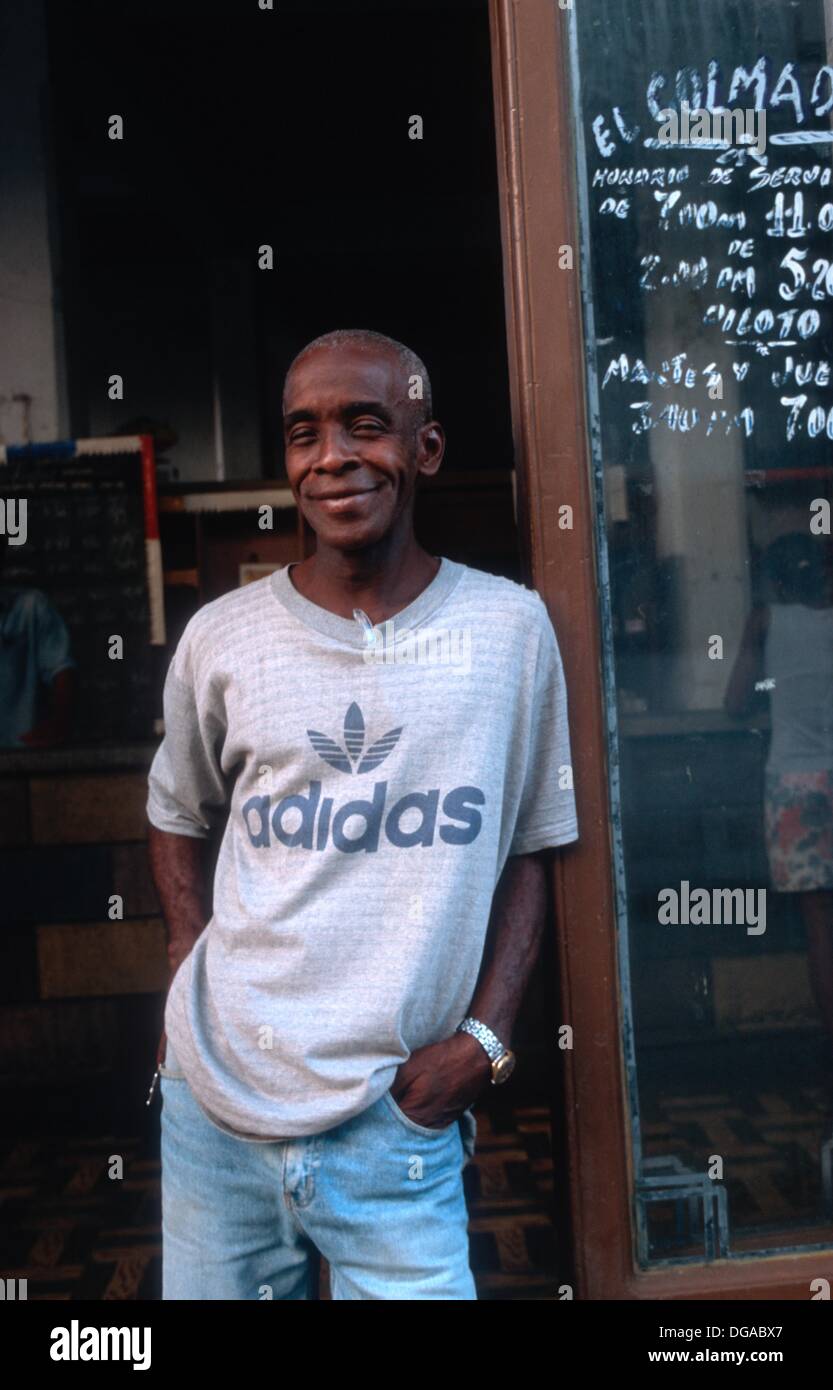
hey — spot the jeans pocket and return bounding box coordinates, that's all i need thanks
[383,1089,455,1138]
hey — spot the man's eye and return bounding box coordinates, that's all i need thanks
[353,420,383,432]
[290,431,315,444]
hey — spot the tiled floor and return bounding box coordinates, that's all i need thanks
[0,1089,561,1301]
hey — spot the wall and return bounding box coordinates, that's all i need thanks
[0,756,166,1122]
[0,0,65,446]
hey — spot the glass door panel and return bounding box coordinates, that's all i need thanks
[568,0,833,1263]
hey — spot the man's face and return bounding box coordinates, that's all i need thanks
[282,344,442,551]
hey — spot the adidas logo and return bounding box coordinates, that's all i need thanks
[307,701,402,774]
[242,702,485,853]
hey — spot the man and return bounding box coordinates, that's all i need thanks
[147,328,579,1300]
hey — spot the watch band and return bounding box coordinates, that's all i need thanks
[456,1016,507,1062]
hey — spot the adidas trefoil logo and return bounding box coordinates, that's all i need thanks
[307,701,402,775]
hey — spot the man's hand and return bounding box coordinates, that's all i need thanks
[390,1031,492,1129]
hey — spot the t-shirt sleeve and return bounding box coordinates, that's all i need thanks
[508,602,579,856]
[33,592,76,682]
[146,617,228,839]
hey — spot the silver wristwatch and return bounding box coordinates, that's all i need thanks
[456,1016,516,1085]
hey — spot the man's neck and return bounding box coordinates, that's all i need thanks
[288,537,441,625]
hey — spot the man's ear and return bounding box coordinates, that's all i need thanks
[416,421,445,479]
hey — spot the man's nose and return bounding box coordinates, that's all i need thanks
[314,426,360,472]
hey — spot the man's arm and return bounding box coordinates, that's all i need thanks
[392,602,577,1128]
[390,849,552,1128]
[466,848,550,1044]
[145,611,229,1069]
[148,824,213,1066]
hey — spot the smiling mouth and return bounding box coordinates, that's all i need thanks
[311,485,382,505]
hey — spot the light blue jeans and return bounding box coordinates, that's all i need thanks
[159,1043,477,1300]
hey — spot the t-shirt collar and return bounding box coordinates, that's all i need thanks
[270,555,464,647]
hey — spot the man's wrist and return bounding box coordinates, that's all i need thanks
[454,1029,493,1080]
[457,1016,517,1085]
[457,1015,511,1058]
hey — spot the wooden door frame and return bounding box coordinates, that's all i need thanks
[488,0,833,1298]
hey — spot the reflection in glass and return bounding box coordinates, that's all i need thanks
[570,0,833,1262]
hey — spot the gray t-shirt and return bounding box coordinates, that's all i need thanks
[147,557,578,1142]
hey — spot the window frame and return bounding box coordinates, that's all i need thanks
[488,0,833,1298]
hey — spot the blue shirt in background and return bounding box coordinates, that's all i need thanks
[0,586,75,748]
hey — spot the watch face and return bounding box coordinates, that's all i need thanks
[492,1050,516,1085]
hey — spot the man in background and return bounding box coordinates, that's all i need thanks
[0,536,76,748]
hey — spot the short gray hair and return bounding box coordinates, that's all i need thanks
[285,328,433,425]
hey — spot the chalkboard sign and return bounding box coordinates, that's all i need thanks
[561,0,833,1267]
[0,437,164,746]
[569,0,833,483]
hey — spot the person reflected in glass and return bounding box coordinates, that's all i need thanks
[725,532,833,1049]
